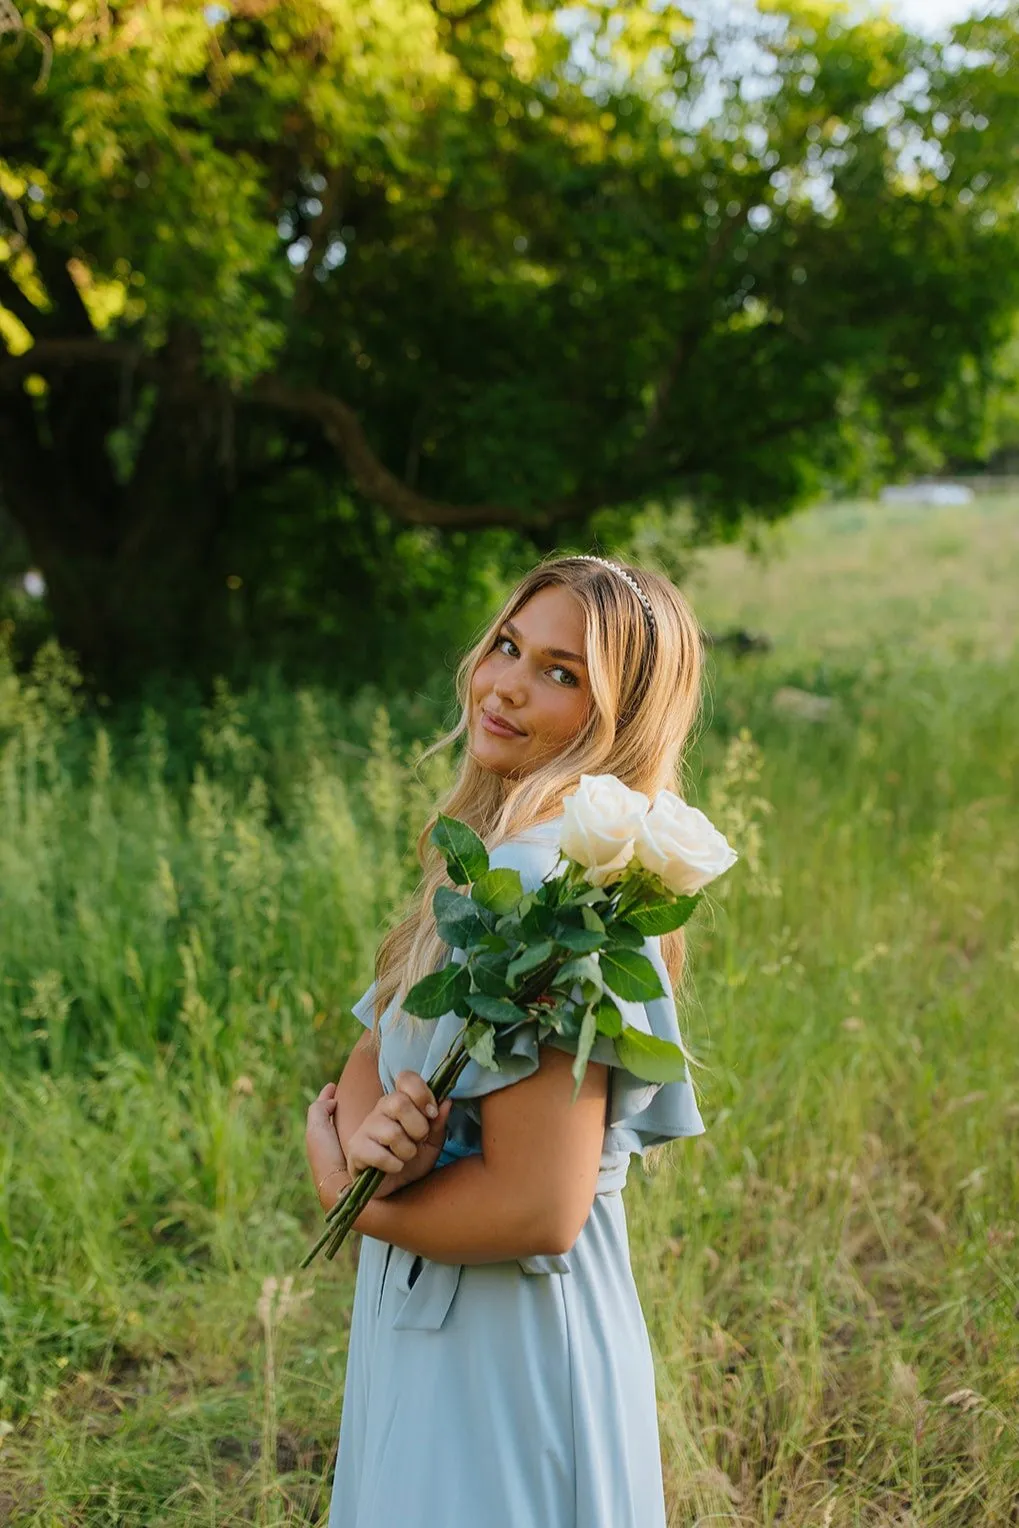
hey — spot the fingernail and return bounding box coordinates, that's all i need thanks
[426,1104,438,1119]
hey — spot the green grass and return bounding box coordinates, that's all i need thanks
[1,495,1017,1526]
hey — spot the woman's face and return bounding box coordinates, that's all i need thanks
[468,584,592,779]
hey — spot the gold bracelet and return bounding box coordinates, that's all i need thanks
[316,1165,348,1194]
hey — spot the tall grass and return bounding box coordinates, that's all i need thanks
[1,497,1017,1525]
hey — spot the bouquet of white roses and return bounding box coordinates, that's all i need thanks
[301,774,737,1267]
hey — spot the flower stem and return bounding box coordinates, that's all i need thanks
[302,929,600,1270]
[300,1033,474,1269]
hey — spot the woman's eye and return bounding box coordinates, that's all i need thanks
[493,637,576,687]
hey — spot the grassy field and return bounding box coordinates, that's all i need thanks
[1,493,1017,1526]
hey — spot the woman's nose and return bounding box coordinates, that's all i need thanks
[493,669,527,705]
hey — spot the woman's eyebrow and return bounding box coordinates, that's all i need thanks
[504,619,587,666]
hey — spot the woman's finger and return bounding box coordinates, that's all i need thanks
[372,1118,419,1162]
[420,1098,452,1151]
[353,1139,405,1174]
[383,1092,431,1143]
[393,1070,439,1120]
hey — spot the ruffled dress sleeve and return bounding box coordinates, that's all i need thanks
[347,818,705,1162]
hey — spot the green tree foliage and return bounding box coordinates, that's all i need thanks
[1,0,1017,687]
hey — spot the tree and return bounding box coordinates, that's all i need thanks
[1,0,1017,689]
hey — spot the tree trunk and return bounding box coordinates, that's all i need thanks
[0,346,234,693]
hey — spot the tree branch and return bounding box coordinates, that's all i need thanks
[0,340,598,531]
[247,376,592,530]
[0,337,145,378]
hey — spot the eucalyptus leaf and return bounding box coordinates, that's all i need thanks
[600,948,665,1002]
[432,813,489,885]
[614,1025,689,1083]
[627,893,701,935]
[402,961,472,1019]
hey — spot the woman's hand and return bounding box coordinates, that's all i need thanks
[305,1082,352,1212]
[345,1070,453,1198]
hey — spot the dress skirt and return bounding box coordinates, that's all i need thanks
[328,1188,669,1528]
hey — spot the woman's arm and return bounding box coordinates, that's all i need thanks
[332,1045,609,1265]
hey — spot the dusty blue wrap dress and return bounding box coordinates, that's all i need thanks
[327,816,705,1528]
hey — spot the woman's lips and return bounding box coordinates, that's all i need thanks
[481,709,525,738]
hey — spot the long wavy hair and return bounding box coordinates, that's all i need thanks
[369,553,706,1036]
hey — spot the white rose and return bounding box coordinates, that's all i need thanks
[560,774,649,886]
[634,790,738,895]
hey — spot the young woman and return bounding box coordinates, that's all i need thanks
[305,553,707,1528]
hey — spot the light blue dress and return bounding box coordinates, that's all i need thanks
[327,816,705,1528]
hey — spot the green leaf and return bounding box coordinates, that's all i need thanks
[432,813,489,886]
[553,954,603,995]
[466,992,529,1025]
[571,1005,599,1103]
[614,1025,689,1083]
[594,994,622,1038]
[580,906,606,934]
[627,893,701,936]
[469,954,512,997]
[533,997,569,1033]
[432,885,487,948]
[604,919,644,949]
[402,961,472,1019]
[600,948,665,1002]
[472,867,524,914]
[521,901,556,938]
[556,928,605,953]
[464,1020,498,1071]
[505,940,556,985]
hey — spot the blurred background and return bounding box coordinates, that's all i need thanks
[1,2,1017,1524]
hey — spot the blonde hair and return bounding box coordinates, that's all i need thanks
[370,553,705,1036]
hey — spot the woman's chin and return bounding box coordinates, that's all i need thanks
[470,727,523,778]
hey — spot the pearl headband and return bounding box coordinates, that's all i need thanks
[571,555,656,630]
